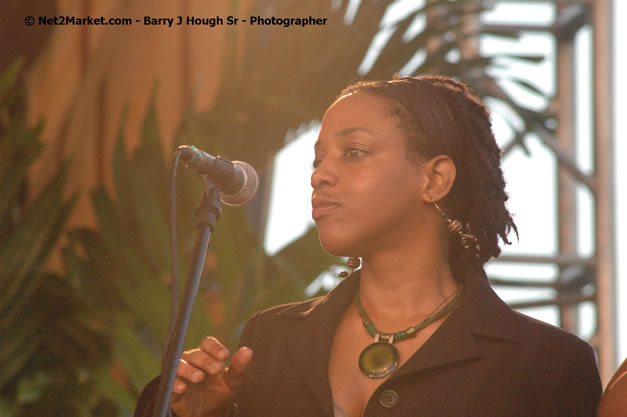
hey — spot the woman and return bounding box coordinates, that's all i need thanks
[136,76,601,417]
[598,358,627,417]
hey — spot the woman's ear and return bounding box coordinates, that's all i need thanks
[420,155,456,203]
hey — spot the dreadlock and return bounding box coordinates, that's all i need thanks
[339,75,518,277]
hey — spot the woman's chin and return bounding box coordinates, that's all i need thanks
[317,235,359,258]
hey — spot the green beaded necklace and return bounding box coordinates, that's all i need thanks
[353,284,464,378]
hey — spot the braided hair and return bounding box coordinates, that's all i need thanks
[339,75,518,276]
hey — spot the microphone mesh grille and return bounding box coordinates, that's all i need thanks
[220,161,259,206]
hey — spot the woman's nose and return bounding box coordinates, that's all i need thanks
[311,158,337,190]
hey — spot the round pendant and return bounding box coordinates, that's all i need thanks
[358,342,400,379]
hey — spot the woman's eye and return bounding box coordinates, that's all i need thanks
[312,159,321,169]
[344,147,366,160]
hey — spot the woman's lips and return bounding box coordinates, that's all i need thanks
[312,197,341,220]
[312,204,340,220]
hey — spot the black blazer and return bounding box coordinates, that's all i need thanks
[137,268,601,417]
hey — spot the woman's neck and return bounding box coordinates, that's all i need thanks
[357,249,458,323]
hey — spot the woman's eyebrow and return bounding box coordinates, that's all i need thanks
[335,127,375,137]
[314,127,375,152]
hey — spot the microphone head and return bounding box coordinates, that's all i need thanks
[219,161,259,206]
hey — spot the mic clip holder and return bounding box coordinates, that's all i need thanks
[196,183,222,230]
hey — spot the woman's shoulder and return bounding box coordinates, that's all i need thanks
[464,271,594,355]
[238,293,334,343]
[512,309,594,353]
[252,295,327,321]
[238,275,359,349]
[468,273,598,376]
[244,273,359,329]
[485,300,602,413]
[506,309,600,390]
[469,271,593,352]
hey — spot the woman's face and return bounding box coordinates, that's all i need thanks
[311,92,429,257]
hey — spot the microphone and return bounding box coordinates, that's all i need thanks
[177,145,259,206]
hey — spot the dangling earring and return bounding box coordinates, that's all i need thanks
[338,257,361,278]
[433,201,480,258]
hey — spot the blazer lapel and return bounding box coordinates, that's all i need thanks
[280,274,360,417]
[277,268,520,411]
[391,270,520,379]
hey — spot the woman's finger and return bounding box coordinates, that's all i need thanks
[199,336,230,361]
[176,358,207,383]
[181,348,225,376]
[225,347,253,391]
[171,376,188,394]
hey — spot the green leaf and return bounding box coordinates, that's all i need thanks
[0,312,47,389]
[0,59,23,102]
[495,54,546,63]
[0,169,74,318]
[0,397,16,417]
[91,368,135,414]
[0,120,44,222]
[507,77,548,97]
[112,318,161,393]
[480,29,522,40]
[16,373,54,405]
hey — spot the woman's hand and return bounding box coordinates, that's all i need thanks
[170,337,253,417]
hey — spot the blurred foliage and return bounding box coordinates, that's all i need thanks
[1,1,554,415]
[205,0,552,164]
[64,95,339,416]
[0,61,114,417]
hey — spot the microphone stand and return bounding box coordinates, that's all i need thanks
[152,181,222,417]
